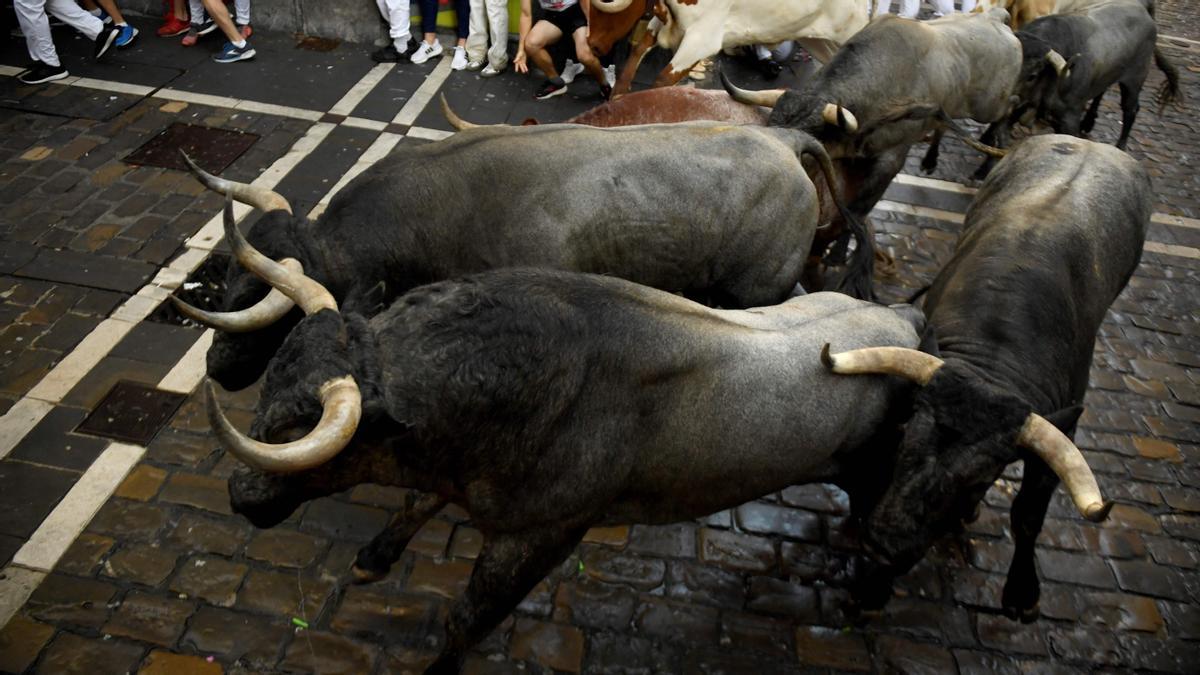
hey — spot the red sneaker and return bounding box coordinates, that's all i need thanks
[158,16,189,37]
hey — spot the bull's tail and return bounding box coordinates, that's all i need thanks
[1153,47,1184,113]
[798,138,875,302]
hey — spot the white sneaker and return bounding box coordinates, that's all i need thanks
[410,40,443,65]
[561,59,585,84]
[480,62,506,77]
[465,59,485,71]
[605,64,616,88]
[451,46,468,71]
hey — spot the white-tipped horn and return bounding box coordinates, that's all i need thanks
[592,0,634,13]
[181,150,293,214]
[820,344,944,385]
[822,104,859,133]
[221,197,337,316]
[439,94,478,131]
[170,257,302,331]
[1045,50,1068,78]
[1016,413,1112,522]
[720,72,785,108]
[208,377,361,472]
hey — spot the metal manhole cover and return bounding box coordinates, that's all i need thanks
[77,381,187,445]
[148,253,230,327]
[295,35,341,52]
[124,122,259,174]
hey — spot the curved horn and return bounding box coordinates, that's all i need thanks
[820,344,945,385]
[180,150,292,214]
[208,377,361,472]
[439,93,478,131]
[221,196,336,315]
[1045,50,1068,77]
[1016,413,1112,522]
[170,257,301,331]
[822,104,859,133]
[592,0,634,13]
[720,71,785,108]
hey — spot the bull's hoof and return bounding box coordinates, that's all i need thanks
[1001,602,1040,624]
[350,562,388,584]
[920,158,938,175]
[874,248,898,277]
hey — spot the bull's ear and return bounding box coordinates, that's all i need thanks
[1043,405,1084,434]
[917,325,940,358]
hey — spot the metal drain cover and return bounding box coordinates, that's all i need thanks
[124,122,259,174]
[77,381,187,445]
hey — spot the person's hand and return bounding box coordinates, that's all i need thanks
[514,51,528,74]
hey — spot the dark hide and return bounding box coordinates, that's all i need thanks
[861,135,1150,620]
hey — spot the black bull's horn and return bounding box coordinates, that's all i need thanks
[820,344,1112,522]
[207,196,361,472]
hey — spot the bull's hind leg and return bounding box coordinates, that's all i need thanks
[352,492,447,583]
[1001,456,1058,622]
[920,129,944,175]
[1080,94,1103,137]
[425,527,586,674]
[1115,81,1142,150]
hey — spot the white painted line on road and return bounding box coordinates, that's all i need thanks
[24,319,136,404]
[330,63,395,117]
[0,65,23,77]
[318,132,404,205]
[159,330,214,394]
[0,399,55,461]
[12,443,145,573]
[71,77,155,97]
[407,126,453,142]
[895,172,977,195]
[154,87,243,110]
[0,566,47,633]
[342,117,390,132]
[1152,212,1200,231]
[1145,241,1200,261]
[394,55,453,126]
[875,199,966,224]
[1160,33,1200,48]
[234,99,324,122]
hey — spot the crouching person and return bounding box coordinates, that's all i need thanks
[517,0,610,100]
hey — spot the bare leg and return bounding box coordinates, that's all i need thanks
[571,26,605,89]
[352,492,448,583]
[200,0,240,43]
[1001,456,1058,622]
[524,20,563,79]
[425,527,586,674]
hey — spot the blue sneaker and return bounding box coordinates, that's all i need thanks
[214,41,255,63]
[114,24,138,48]
[95,8,112,24]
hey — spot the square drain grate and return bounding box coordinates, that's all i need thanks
[124,122,259,174]
[77,381,187,445]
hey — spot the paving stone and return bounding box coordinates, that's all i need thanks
[300,496,390,541]
[170,555,248,606]
[1110,559,1195,601]
[1134,436,1184,461]
[278,630,379,675]
[975,612,1047,655]
[235,569,334,618]
[698,528,776,573]
[1161,514,1200,541]
[509,618,585,673]
[27,573,118,628]
[552,577,638,632]
[181,606,289,669]
[166,512,250,556]
[110,464,168,502]
[9,405,108,471]
[109,322,201,365]
[55,532,115,575]
[627,523,697,558]
[779,483,850,514]
[735,502,822,541]
[1036,549,1116,589]
[137,650,222,675]
[145,429,215,467]
[1046,626,1125,667]
[1160,486,1200,512]
[158,472,233,515]
[745,576,819,620]
[407,517,453,558]
[1104,504,1164,534]
[449,525,484,560]
[881,598,976,647]
[104,590,194,646]
[663,560,745,610]
[0,614,56,673]
[953,649,1025,675]
[632,596,720,644]
[406,556,474,599]
[581,549,666,591]
[62,358,171,409]
[331,586,441,644]
[1118,634,1200,674]
[1098,529,1147,559]
[15,248,156,294]
[584,631,681,674]
[582,525,630,548]
[88,498,171,542]
[0,347,61,397]
[720,611,794,656]
[102,544,179,587]
[245,528,326,568]
[0,459,79,539]
[36,631,145,675]
[794,625,871,671]
[873,635,957,675]
[1157,600,1200,640]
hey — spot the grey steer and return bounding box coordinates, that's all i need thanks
[824,135,1146,620]
[176,122,873,392]
[208,200,921,673]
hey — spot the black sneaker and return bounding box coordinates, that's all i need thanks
[94,25,119,61]
[19,62,68,84]
[599,83,612,100]
[399,38,420,60]
[196,19,217,36]
[371,44,402,63]
[535,77,567,101]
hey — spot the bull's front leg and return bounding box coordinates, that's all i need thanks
[653,27,723,89]
[920,129,944,175]
[1080,94,1104,137]
[611,27,657,98]
[352,491,447,583]
[1115,82,1141,150]
[425,527,587,674]
[1001,455,1058,622]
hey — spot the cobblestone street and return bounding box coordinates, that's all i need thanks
[0,3,1198,674]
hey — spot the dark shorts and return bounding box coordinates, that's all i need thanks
[541,3,587,37]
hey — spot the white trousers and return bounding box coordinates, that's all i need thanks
[15,0,103,68]
[869,0,920,18]
[465,0,508,67]
[376,0,413,47]
[190,0,251,25]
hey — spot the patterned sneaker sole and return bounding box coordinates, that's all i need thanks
[214,48,256,63]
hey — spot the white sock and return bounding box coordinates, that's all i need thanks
[394,38,407,51]
[233,39,247,48]
[88,8,102,17]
